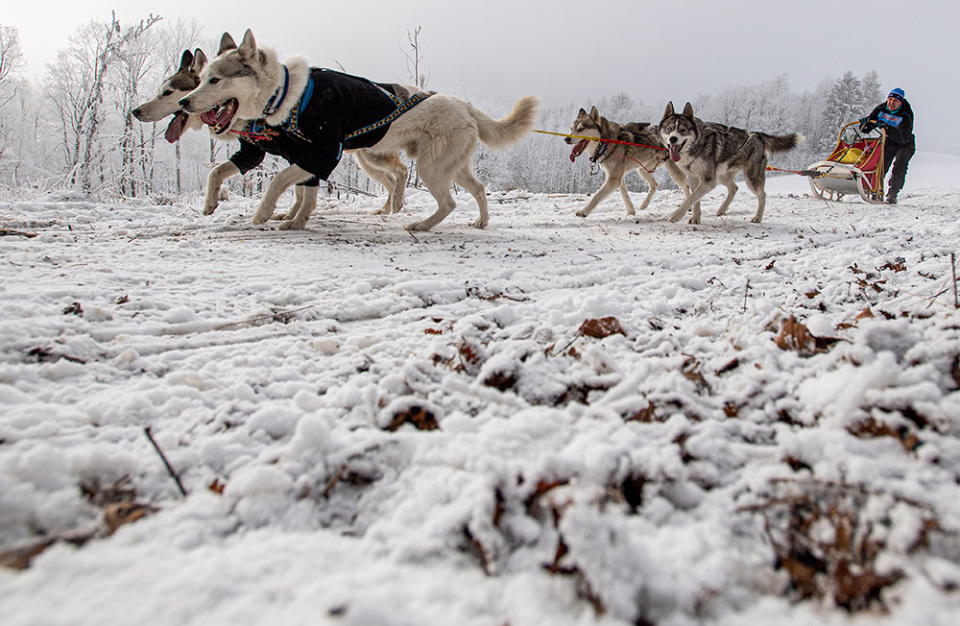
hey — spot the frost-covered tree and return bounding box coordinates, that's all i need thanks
[0,25,26,168]
[42,12,160,192]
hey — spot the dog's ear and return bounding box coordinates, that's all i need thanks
[663,101,675,120]
[192,49,207,73]
[682,102,694,119]
[178,50,193,72]
[590,106,600,121]
[238,29,257,61]
[578,107,587,117]
[218,33,237,55]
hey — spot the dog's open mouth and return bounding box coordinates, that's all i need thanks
[668,141,685,162]
[200,99,238,134]
[164,111,190,143]
[569,139,589,162]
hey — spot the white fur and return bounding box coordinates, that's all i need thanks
[181,29,540,231]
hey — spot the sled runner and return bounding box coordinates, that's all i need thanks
[807,121,886,204]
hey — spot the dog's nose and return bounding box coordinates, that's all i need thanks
[669,136,678,144]
[179,97,191,111]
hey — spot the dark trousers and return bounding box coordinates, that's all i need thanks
[882,141,916,193]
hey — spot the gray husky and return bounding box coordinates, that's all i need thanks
[565,106,688,218]
[659,101,804,224]
[133,49,206,143]
[179,29,540,231]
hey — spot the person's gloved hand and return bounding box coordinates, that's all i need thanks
[859,117,877,133]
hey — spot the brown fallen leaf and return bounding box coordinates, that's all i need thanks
[579,317,624,339]
[104,502,152,535]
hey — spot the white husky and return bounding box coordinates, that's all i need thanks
[179,30,540,231]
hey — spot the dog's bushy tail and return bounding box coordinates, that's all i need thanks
[469,96,540,150]
[757,132,805,155]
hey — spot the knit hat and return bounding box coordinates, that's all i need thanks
[888,88,905,101]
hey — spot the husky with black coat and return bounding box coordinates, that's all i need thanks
[179,29,540,231]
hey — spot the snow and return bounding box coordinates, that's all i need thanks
[1,152,960,625]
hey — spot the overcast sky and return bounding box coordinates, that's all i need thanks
[5,0,957,153]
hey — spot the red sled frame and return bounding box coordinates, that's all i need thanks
[807,121,886,204]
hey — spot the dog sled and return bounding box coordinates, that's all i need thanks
[807,121,886,204]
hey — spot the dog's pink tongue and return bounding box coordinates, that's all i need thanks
[165,112,187,143]
[200,109,219,126]
[569,139,588,162]
[669,144,682,162]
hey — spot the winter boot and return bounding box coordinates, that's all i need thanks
[886,189,898,205]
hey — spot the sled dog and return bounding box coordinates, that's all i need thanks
[133,49,207,143]
[659,101,804,224]
[566,106,689,218]
[135,49,413,229]
[179,30,540,231]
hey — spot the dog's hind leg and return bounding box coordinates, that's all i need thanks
[455,167,490,229]
[405,162,457,232]
[279,186,319,230]
[204,161,241,215]
[743,167,767,223]
[273,185,303,221]
[358,151,407,215]
[252,165,314,226]
[635,167,658,212]
[576,171,623,218]
[618,178,638,215]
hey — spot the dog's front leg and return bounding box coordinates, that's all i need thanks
[577,171,622,218]
[204,161,240,215]
[252,165,313,225]
[669,174,713,225]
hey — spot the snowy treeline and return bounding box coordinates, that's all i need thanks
[0,16,884,200]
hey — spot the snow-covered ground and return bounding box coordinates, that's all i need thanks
[1,153,959,625]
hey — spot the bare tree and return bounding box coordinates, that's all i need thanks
[401,26,428,187]
[0,25,26,108]
[42,12,161,192]
[0,25,26,168]
[403,26,429,90]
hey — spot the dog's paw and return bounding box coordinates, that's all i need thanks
[668,211,685,223]
[750,216,763,224]
[575,209,589,218]
[278,219,307,231]
[251,212,272,225]
[405,221,432,232]
[271,212,290,221]
[689,216,701,225]
[472,217,489,229]
[370,206,390,216]
[203,200,219,216]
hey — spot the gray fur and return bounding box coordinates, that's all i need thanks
[659,101,804,224]
[565,106,690,218]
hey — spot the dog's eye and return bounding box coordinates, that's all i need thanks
[162,89,174,97]
[209,77,220,85]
